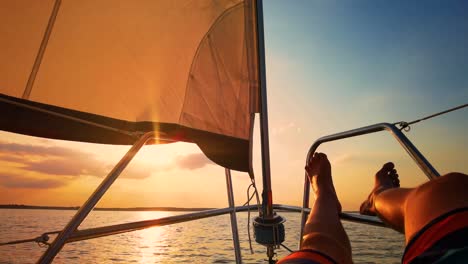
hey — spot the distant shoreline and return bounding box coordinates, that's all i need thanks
[0,204,214,212]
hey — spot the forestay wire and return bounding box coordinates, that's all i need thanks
[394,103,467,132]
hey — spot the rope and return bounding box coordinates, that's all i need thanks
[244,177,261,254]
[280,243,294,253]
[243,183,256,207]
[0,232,56,247]
[248,171,262,214]
[0,238,39,246]
[245,183,255,254]
[395,103,467,132]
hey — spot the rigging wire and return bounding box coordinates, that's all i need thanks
[394,103,467,132]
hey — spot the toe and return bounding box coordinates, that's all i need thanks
[316,152,327,159]
[391,173,400,187]
[312,152,324,164]
[377,162,395,178]
[381,162,394,172]
[306,154,319,176]
[308,152,319,165]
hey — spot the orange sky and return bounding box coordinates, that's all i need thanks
[1,1,467,211]
[1,108,466,211]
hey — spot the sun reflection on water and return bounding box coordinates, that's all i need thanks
[136,211,172,264]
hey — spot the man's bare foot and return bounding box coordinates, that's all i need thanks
[306,153,342,213]
[360,162,400,216]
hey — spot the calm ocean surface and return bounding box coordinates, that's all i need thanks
[0,209,405,263]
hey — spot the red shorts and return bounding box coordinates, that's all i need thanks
[277,249,336,264]
[402,207,468,264]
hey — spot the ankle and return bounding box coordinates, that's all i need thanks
[315,189,341,212]
[314,186,336,199]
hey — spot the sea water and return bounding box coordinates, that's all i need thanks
[0,209,404,263]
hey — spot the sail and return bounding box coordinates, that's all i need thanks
[0,0,260,171]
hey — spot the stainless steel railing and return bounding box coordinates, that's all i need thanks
[37,132,243,264]
[25,204,384,246]
[34,122,438,262]
[299,122,440,246]
[38,131,158,263]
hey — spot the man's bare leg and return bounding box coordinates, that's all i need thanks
[302,153,352,264]
[361,163,468,243]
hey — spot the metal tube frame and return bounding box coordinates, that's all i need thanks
[37,132,247,263]
[299,122,440,247]
[38,131,156,263]
[225,169,242,263]
[19,204,385,248]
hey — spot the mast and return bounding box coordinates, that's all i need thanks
[255,2,285,262]
[255,0,274,219]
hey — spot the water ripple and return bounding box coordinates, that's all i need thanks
[0,210,404,263]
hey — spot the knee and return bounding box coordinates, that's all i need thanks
[408,172,468,208]
[421,172,467,190]
[442,172,467,182]
[302,232,352,264]
[431,172,468,190]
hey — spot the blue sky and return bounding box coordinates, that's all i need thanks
[260,0,467,208]
[264,0,467,121]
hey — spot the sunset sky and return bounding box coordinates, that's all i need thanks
[1,0,467,211]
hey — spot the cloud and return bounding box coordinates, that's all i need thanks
[0,173,66,189]
[0,142,83,158]
[23,159,88,176]
[0,155,28,163]
[0,141,214,188]
[118,165,160,180]
[0,141,151,179]
[272,122,302,136]
[332,154,356,165]
[175,153,213,170]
